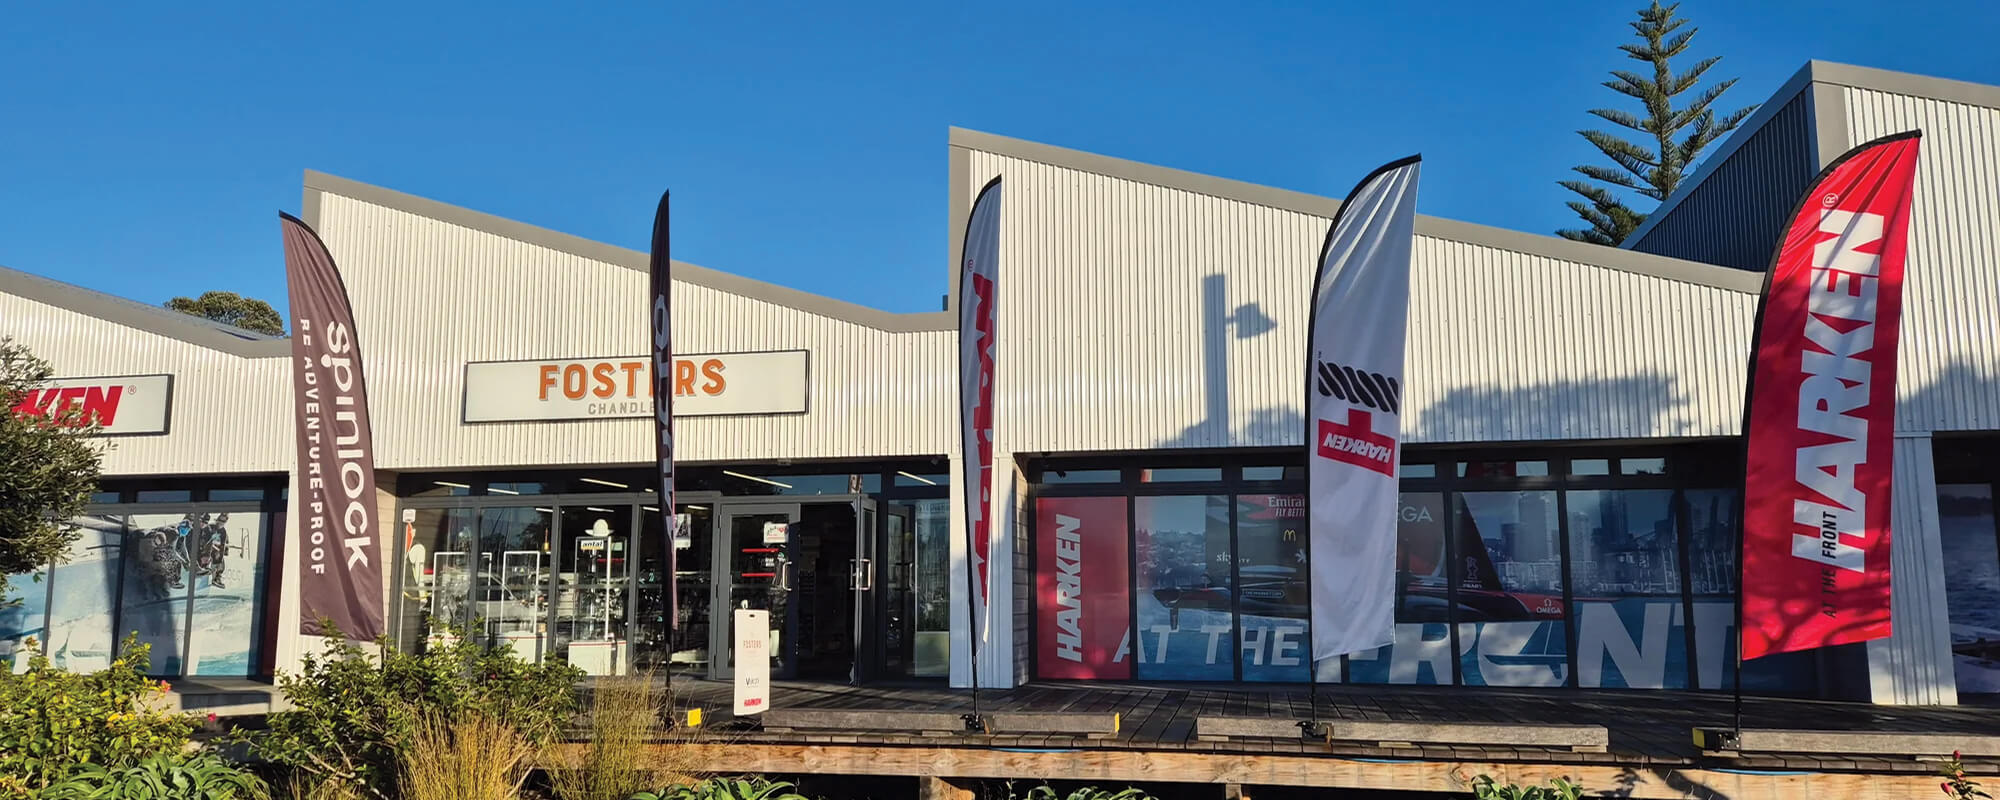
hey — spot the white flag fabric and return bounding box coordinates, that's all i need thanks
[1307,157,1421,661]
[958,177,1002,652]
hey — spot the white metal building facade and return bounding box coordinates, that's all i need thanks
[1,61,1993,705]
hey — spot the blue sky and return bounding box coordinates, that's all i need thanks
[3,1,1996,319]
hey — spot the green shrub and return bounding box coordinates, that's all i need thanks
[630,777,811,800]
[1016,788,1153,800]
[241,629,582,800]
[0,636,196,794]
[1470,775,1581,800]
[40,752,268,800]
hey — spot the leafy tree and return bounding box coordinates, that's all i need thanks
[164,290,285,336]
[0,337,105,578]
[1559,1,1757,245]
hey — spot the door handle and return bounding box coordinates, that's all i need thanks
[851,558,873,591]
[776,560,792,591]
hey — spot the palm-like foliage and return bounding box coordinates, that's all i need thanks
[1559,1,1757,245]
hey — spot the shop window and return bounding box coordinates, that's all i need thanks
[911,498,953,676]
[1236,494,1309,682]
[208,489,264,502]
[184,512,270,675]
[1682,488,1817,693]
[397,508,479,654]
[1043,469,1120,485]
[1566,490,1687,689]
[1133,496,1232,680]
[1620,458,1669,476]
[477,507,555,660]
[1139,468,1223,483]
[414,480,472,497]
[1569,459,1611,477]
[1458,461,1549,479]
[487,482,544,496]
[1399,463,1438,479]
[1034,496,1130,679]
[1241,466,1301,482]
[1347,492,1453,685]
[24,517,122,673]
[1453,491,1567,687]
[89,491,121,504]
[894,471,948,487]
[135,490,192,503]
[1939,483,2000,696]
[710,471,870,496]
[1,569,50,665]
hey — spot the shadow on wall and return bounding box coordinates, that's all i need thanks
[1155,274,1293,450]
[1408,372,1697,445]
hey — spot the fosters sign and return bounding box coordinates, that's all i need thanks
[462,350,807,423]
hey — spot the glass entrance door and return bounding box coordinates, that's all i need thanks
[715,504,798,680]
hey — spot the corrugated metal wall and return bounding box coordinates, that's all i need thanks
[1628,90,1819,271]
[311,193,953,470]
[1867,435,1957,704]
[1844,88,2000,434]
[0,292,292,475]
[968,151,1758,452]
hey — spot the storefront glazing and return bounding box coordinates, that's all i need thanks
[1029,446,1823,693]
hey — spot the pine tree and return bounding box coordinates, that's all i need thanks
[1559,1,1757,245]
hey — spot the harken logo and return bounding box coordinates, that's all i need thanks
[1318,410,1396,476]
[1313,358,1400,476]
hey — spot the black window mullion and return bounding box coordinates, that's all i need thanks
[1445,488,1463,686]
[1556,487,1578,689]
[1126,493,1140,681]
[1229,494,1242,683]
[1674,489,1701,690]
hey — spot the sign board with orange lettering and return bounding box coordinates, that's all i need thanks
[461,350,807,423]
[10,374,174,436]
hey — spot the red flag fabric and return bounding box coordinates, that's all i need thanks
[1741,132,1921,660]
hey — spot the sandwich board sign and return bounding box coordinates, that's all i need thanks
[734,608,770,715]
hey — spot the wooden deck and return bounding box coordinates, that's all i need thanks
[633,679,2000,798]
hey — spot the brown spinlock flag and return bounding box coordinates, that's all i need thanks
[281,212,386,641]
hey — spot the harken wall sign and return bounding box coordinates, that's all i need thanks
[461,350,807,422]
[10,374,173,435]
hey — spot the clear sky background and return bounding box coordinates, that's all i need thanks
[3,1,1996,320]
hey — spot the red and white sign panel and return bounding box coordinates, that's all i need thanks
[1035,496,1130,679]
[1741,132,1921,660]
[11,375,172,435]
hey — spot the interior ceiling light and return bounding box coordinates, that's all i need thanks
[723,470,793,489]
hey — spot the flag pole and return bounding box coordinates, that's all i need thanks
[1722,130,1924,748]
[1300,155,1420,738]
[957,176,1002,733]
[646,189,679,723]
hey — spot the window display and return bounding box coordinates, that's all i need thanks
[1566,490,1686,689]
[1346,492,1452,685]
[1939,484,2000,695]
[1133,496,1232,680]
[4,507,271,678]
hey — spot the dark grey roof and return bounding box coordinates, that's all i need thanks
[0,262,290,357]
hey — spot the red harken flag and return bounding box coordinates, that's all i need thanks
[1741,131,1921,660]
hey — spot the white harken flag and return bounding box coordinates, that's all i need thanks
[1306,156,1421,662]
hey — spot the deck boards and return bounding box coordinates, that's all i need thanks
[652,678,2000,772]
